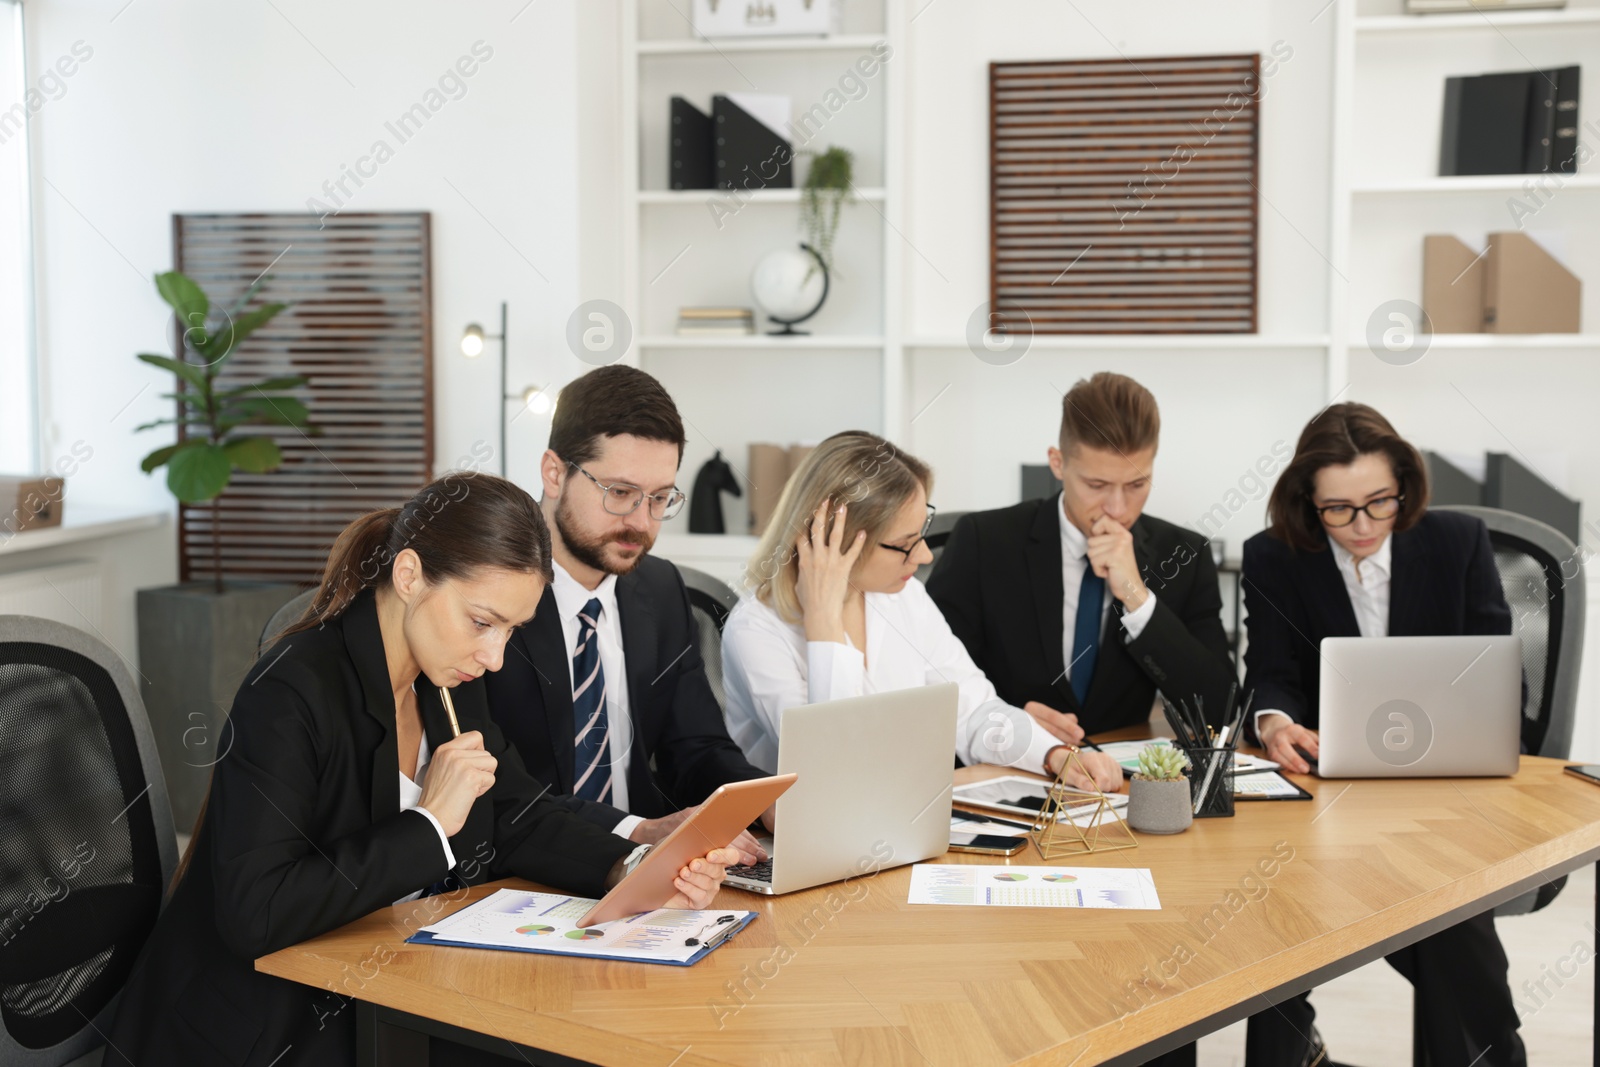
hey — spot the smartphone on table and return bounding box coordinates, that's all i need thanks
[947,832,1027,856]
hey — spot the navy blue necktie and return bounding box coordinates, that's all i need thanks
[1070,562,1105,705]
[571,598,613,804]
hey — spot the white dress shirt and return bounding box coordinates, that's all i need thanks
[1057,494,1157,683]
[550,561,642,840]
[394,729,456,905]
[1254,533,1393,737]
[720,577,1062,775]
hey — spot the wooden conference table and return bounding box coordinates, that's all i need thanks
[257,738,1600,1066]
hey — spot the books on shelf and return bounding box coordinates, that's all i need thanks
[677,307,756,336]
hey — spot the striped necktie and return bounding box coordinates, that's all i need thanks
[571,597,613,804]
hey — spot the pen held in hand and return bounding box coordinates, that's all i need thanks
[440,686,461,738]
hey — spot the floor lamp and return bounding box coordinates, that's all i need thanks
[461,302,549,477]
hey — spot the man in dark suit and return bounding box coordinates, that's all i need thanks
[485,365,768,849]
[927,372,1236,744]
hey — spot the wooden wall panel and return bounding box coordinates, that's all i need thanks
[173,212,433,586]
[990,55,1261,334]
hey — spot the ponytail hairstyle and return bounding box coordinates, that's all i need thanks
[274,471,555,641]
[174,471,555,895]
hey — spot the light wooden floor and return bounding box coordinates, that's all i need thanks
[1199,863,1595,1066]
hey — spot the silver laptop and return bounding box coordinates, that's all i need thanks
[724,684,958,895]
[1317,636,1522,778]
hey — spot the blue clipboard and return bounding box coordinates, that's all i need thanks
[405,910,758,967]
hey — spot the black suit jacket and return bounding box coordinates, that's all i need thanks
[484,555,764,829]
[1241,509,1512,735]
[926,497,1235,737]
[106,591,632,1067]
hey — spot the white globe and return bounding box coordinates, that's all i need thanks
[750,247,826,322]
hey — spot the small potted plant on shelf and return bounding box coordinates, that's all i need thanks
[799,145,854,276]
[1127,744,1193,835]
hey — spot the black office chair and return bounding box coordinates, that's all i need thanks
[0,616,180,1066]
[258,588,315,657]
[1439,506,1585,910]
[673,565,740,711]
[1408,507,1586,1067]
[914,510,969,584]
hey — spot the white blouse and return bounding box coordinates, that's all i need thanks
[394,730,456,905]
[720,577,1061,775]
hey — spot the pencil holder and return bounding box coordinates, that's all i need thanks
[1184,747,1235,819]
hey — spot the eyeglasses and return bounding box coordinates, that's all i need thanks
[1317,495,1402,528]
[878,504,937,562]
[567,462,686,520]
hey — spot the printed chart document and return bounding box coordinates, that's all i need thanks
[408,889,754,966]
[908,864,1161,910]
[1233,771,1312,800]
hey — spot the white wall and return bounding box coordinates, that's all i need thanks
[25,0,598,519]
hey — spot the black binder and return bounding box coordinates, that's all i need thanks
[712,93,793,191]
[1440,71,1534,175]
[670,96,713,190]
[1440,65,1583,176]
[1552,66,1581,174]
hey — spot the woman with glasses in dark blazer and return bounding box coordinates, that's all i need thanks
[1239,403,1524,1067]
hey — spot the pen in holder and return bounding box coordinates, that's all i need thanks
[1185,747,1235,819]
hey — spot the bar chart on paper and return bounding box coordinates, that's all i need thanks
[907,865,1162,909]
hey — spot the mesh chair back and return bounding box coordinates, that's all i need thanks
[0,617,179,1065]
[1438,507,1585,917]
[1438,506,1586,759]
[674,566,740,711]
[259,588,316,657]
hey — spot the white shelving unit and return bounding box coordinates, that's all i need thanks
[620,0,905,535]
[1329,0,1600,389]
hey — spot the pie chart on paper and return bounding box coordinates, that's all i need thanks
[515,924,557,936]
[565,928,605,941]
[1044,874,1078,884]
[992,872,1029,882]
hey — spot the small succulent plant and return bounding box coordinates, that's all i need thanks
[1134,744,1191,782]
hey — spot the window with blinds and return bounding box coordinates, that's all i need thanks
[172,212,434,586]
[989,54,1261,335]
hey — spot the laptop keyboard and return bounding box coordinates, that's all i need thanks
[728,859,773,883]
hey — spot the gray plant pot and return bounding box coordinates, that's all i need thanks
[1127,776,1193,835]
[137,581,300,832]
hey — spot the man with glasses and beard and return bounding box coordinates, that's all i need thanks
[484,366,771,855]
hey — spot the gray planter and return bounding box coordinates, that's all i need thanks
[136,581,300,832]
[1127,776,1193,835]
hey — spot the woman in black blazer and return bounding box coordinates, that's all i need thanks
[1240,404,1524,1067]
[106,473,738,1067]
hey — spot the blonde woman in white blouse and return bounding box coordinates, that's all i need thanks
[720,431,1123,791]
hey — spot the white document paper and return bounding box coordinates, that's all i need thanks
[417,889,750,964]
[907,864,1161,910]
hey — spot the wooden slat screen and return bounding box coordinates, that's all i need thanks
[173,212,434,586]
[990,55,1260,334]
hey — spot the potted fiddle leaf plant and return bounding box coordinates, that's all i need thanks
[134,269,314,830]
[1126,744,1193,835]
